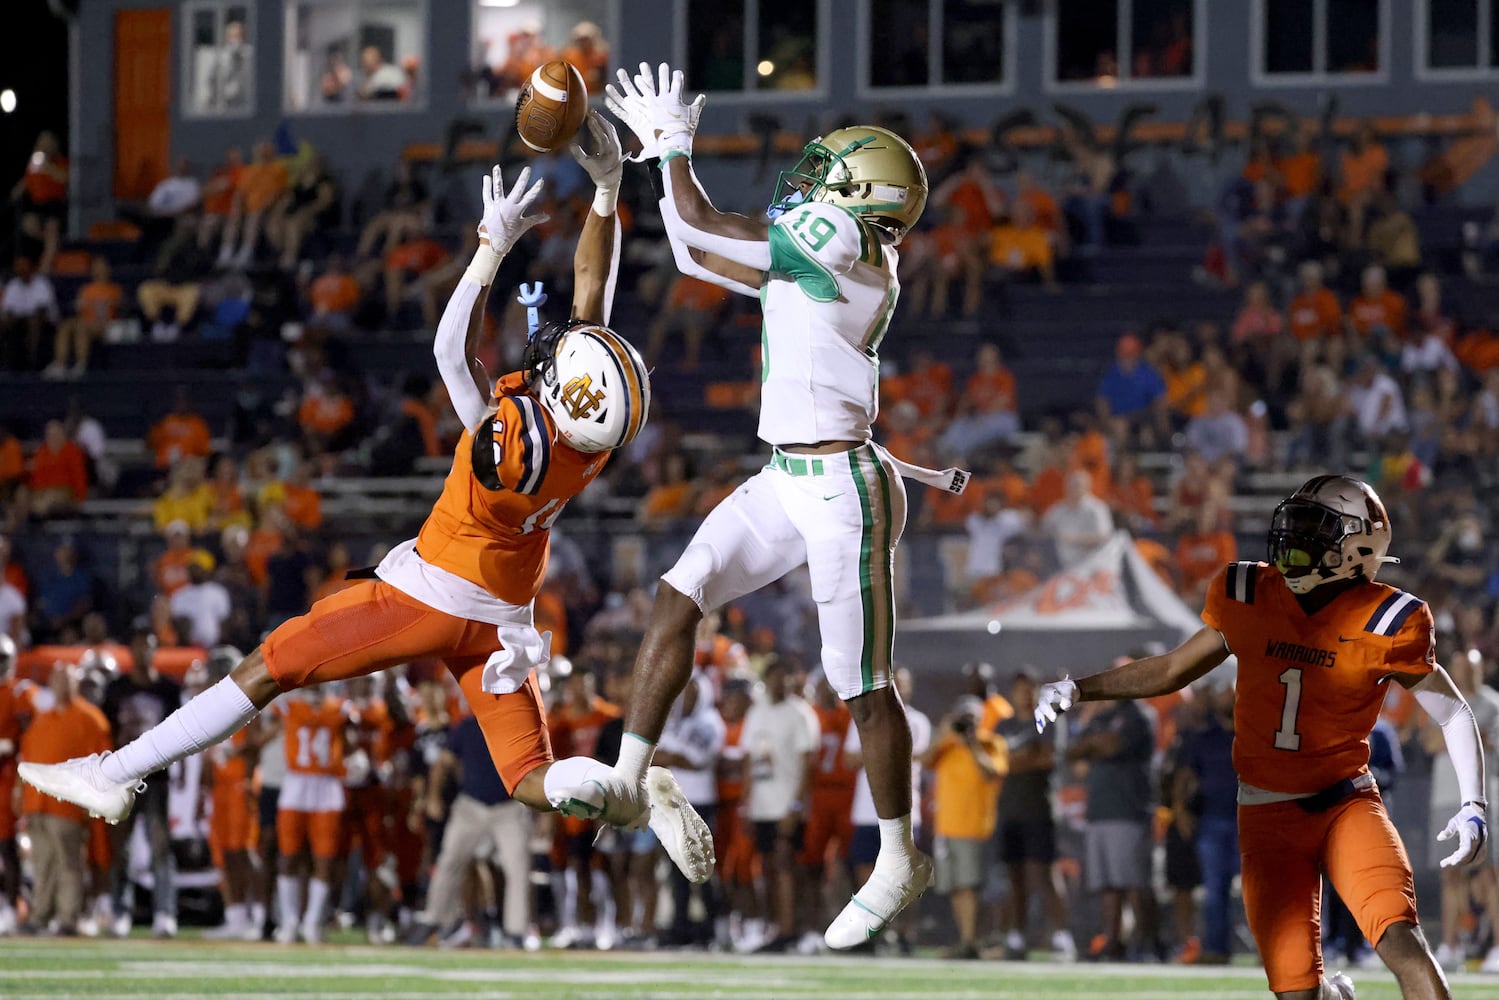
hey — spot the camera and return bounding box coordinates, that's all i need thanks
[952,715,975,736]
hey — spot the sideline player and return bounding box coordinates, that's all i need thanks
[1035,476,1486,1000]
[596,63,965,948]
[20,115,713,886]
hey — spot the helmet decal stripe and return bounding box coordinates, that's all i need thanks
[586,328,647,449]
[584,330,633,450]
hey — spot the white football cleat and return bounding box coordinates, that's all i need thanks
[1328,971,1356,999]
[18,754,138,824]
[643,766,715,884]
[823,852,933,950]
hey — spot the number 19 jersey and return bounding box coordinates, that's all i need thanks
[759,202,899,447]
[1201,561,1435,796]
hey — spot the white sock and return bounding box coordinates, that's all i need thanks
[542,756,611,813]
[615,734,656,783]
[250,902,266,928]
[305,877,330,930]
[222,902,246,927]
[101,677,257,784]
[277,875,302,932]
[875,815,916,868]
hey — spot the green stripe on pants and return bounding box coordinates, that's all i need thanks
[869,450,897,688]
[848,451,878,694]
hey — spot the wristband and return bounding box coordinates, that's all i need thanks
[463,243,504,286]
[659,149,690,168]
[592,184,620,217]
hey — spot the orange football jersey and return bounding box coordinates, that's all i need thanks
[280,697,350,779]
[718,719,746,805]
[1202,561,1435,795]
[416,378,608,607]
[811,704,858,794]
[209,728,251,787]
[0,678,37,745]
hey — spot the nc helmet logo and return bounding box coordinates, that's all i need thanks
[560,374,606,421]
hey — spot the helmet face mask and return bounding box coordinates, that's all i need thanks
[768,126,928,243]
[1267,475,1395,594]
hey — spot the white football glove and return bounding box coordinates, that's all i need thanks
[604,67,660,162]
[570,109,624,192]
[1034,678,1079,733]
[629,62,706,158]
[477,165,548,255]
[1437,802,1489,868]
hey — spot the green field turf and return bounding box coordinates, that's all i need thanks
[4,939,1499,1000]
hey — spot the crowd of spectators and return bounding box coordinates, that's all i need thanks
[1,81,1499,966]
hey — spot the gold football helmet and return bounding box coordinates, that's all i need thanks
[769,125,929,244]
[1268,475,1397,594]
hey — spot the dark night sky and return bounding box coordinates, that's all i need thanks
[1,1,71,194]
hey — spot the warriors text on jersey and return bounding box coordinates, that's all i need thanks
[1201,561,1435,795]
[760,202,898,446]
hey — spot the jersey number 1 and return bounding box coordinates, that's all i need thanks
[1275,668,1303,751]
[791,210,837,252]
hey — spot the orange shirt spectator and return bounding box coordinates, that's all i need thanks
[21,688,111,823]
[1135,537,1177,588]
[1231,302,1284,344]
[29,438,87,501]
[1348,289,1408,340]
[988,224,1053,273]
[957,366,1017,417]
[238,157,289,214]
[298,391,354,438]
[927,726,1008,841]
[1029,465,1067,517]
[23,153,68,206]
[76,276,123,325]
[1456,327,1499,373]
[281,482,323,531]
[1175,528,1237,596]
[883,357,954,421]
[1069,429,1111,494]
[244,525,284,588]
[1277,151,1322,199]
[385,237,448,275]
[883,423,935,467]
[1339,132,1389,204]
[0,433,23,487]
[154,546,211,597]
[979,469,1029,509]
[1017,185,1062,236]
[925,487,979,527]
[1162,360,1208,418]
[1111,473,1156,529]
[639,480,695,522]
[310,272,361,315]
[1289,287,1343,341]
[669,275,732,312]
[149,411,212,469]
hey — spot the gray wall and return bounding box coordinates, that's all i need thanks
[72,0,1499,226]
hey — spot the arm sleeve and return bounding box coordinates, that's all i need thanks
[1413,668,1487,805]
[659,163,772,272]
[661,223,762,298]
[432,277,491,432]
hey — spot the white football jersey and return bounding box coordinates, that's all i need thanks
[759,201,899,446]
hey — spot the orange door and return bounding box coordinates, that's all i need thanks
[114,8,172,199]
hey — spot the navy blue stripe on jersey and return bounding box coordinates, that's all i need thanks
[1365,590,1419,636]
[512,396,549,495]
[1225,562,1255,604]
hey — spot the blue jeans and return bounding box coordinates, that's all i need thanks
[1196,815,1239,955]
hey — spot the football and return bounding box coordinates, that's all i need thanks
[513,60,588,154]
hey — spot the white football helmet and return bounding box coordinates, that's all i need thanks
[1268,475,1397,594]
[526,320,651,454]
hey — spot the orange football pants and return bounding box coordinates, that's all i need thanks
[0,762,16,840]
[261,580,552,791]
[798,790,855,867]
[277,808,342,861]
[343,785,388,868]
[210,781,253,868]
[715,801,758,887]
[1239,789,1419,993]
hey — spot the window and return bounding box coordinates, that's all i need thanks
[468,1,614,104]
[1050,0,1199,87]
[864,0,1013,91]
[681,0,826,94]
[184,2,255,118]
[284,0,427,112]
[1419,0,1499,74]
[1255,0,1386,81]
